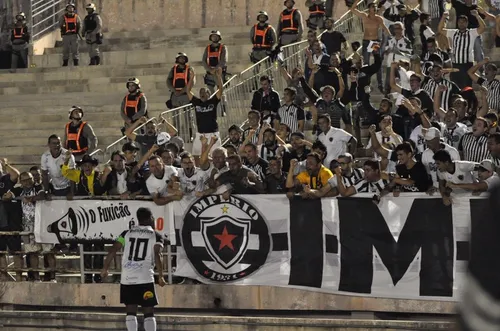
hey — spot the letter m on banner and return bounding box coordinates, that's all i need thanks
[337,198,454,297]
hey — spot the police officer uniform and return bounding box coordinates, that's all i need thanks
[10,12,30,71]
[83,3,103,65]
[305,0,327,30]
[277,0,304,45]
[166,52,194,108]
[250,11,277,64]
[202,30,228,93]
[121,78,148,135]
[59,3,82,66]
[64,106,98,161]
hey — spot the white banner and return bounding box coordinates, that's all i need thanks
[35,200,175,244]
[171,193,482,301]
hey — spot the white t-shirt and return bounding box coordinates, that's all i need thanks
[317,127,353,169]
[421,144,461,188]
[437,161,477,188]
[116,171,128,194]
[119,225,163,285]
[146,165,178,197]
[367,131,402,160]
[484,173,500,191]
[439,122,469,150]
[409,125,427,154]
[40,148,75,190]
[176,167,210,196]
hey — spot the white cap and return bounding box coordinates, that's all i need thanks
[478,159,495,172]
[156,132,171,146]
[424,127,441,141]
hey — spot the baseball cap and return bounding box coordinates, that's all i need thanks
[169,136,184,152]
[122,141,140,152]
[424,127,441,140]
[156,132,171,146]
[478,159,495,172]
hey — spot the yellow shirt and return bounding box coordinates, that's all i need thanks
[61,164,96,195]
[296,166,333,189]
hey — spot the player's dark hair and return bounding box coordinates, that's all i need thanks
[433,149,452,163]
[137,207,154,227]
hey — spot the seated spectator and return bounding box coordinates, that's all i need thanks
[434,149,478,205]
[101,151,143,198]
[251,75,281,122]
[390,142,431,192]
[334,160,390,196]
[265,157,288,194]
[286,153,333,197]
[317,114,357,168]
[12,172,56,282]
[216,154,264,195]
[447,159,500,194]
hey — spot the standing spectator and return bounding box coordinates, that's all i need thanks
[250,11,277,64]
[351,0,391,92]
[274,87,306,133]
[101,151,143,198]
[282,132,312,171]
[422,64,460,111]
[448,159,500,193]
[438,11,486,88]
[257,125,286,161]
[186,67,224,161]
[82,3,102,65]
[488,133,500,169]
[42,135,75,197]
[317,114,357,168]
[468,58,500,113]
[315,86,352,133]
[434,149,477,205]
[384,22,413,94]
[64,106,98,161]
[422,37,452,69]
[334,160,390,196]
[390,64,434,116]
[380,0,404,23]
[147,155,181,205]
[10,12,30,72]
[126,118,160,157]
[458,118,491,162]
[286,153,333,195]
[166,53,195,109]
[216,155,264,194]
[265,157,288,194]
[172,152,212,198]
[306,0,326,30]
[243,143,269,181]
[199,137,229,187]
[421,127,461,189]
[225,125,243,149]
[59,3,81,66]
[202,30,227,93]
[419,0,447,31]
[251,75,281,122]
[277,0,304,45]
[419,13,435,56]
[440,109,469,150]
[392,4,420,45]
[242,111,262,145]
[120,78,148,136]
[391,142,431,192]
[320,17,348,56]
[367,114,403,160]
[0,159,21,281]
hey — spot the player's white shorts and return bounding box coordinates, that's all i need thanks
[192,132,222,156]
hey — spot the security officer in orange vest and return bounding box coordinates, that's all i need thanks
[277,0,304,45]
[305,0,326,30]
[63,106,98,161]
[202,30,228,93]
[120,78,148,135]
[10,12,30,71]
[83,3,103,65]
[250,11,277,64]
[59,3,82,66]
[166,52,195,108]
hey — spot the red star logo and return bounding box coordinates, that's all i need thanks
[239,272,246,276]
[214,226,237,251]
[204,270,210,275]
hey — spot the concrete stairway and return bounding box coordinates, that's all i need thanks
[0,26,254,167]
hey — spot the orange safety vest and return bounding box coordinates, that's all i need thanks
[64,14,78,33]
[123,93,144,118]
[280,9,298,32]
[309,4,326,15]
[173,64,189,91]
[253,24,272,48]
[206,44,223,68]
[13,26,25,39]
[66,121,88,154]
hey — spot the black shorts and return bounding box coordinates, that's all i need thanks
[0,227,22,254]
[120,282,158,307]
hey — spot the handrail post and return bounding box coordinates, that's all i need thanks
[166,244,173,285]
[79,244,85,284]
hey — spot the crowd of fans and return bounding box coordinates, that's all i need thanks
[1,0,500,282]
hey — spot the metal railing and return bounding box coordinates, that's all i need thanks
[29,0,66,40]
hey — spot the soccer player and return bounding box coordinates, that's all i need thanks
[101,207,165,331]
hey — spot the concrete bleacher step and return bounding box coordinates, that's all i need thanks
[103,26,251,39]
[32,45,252,68]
